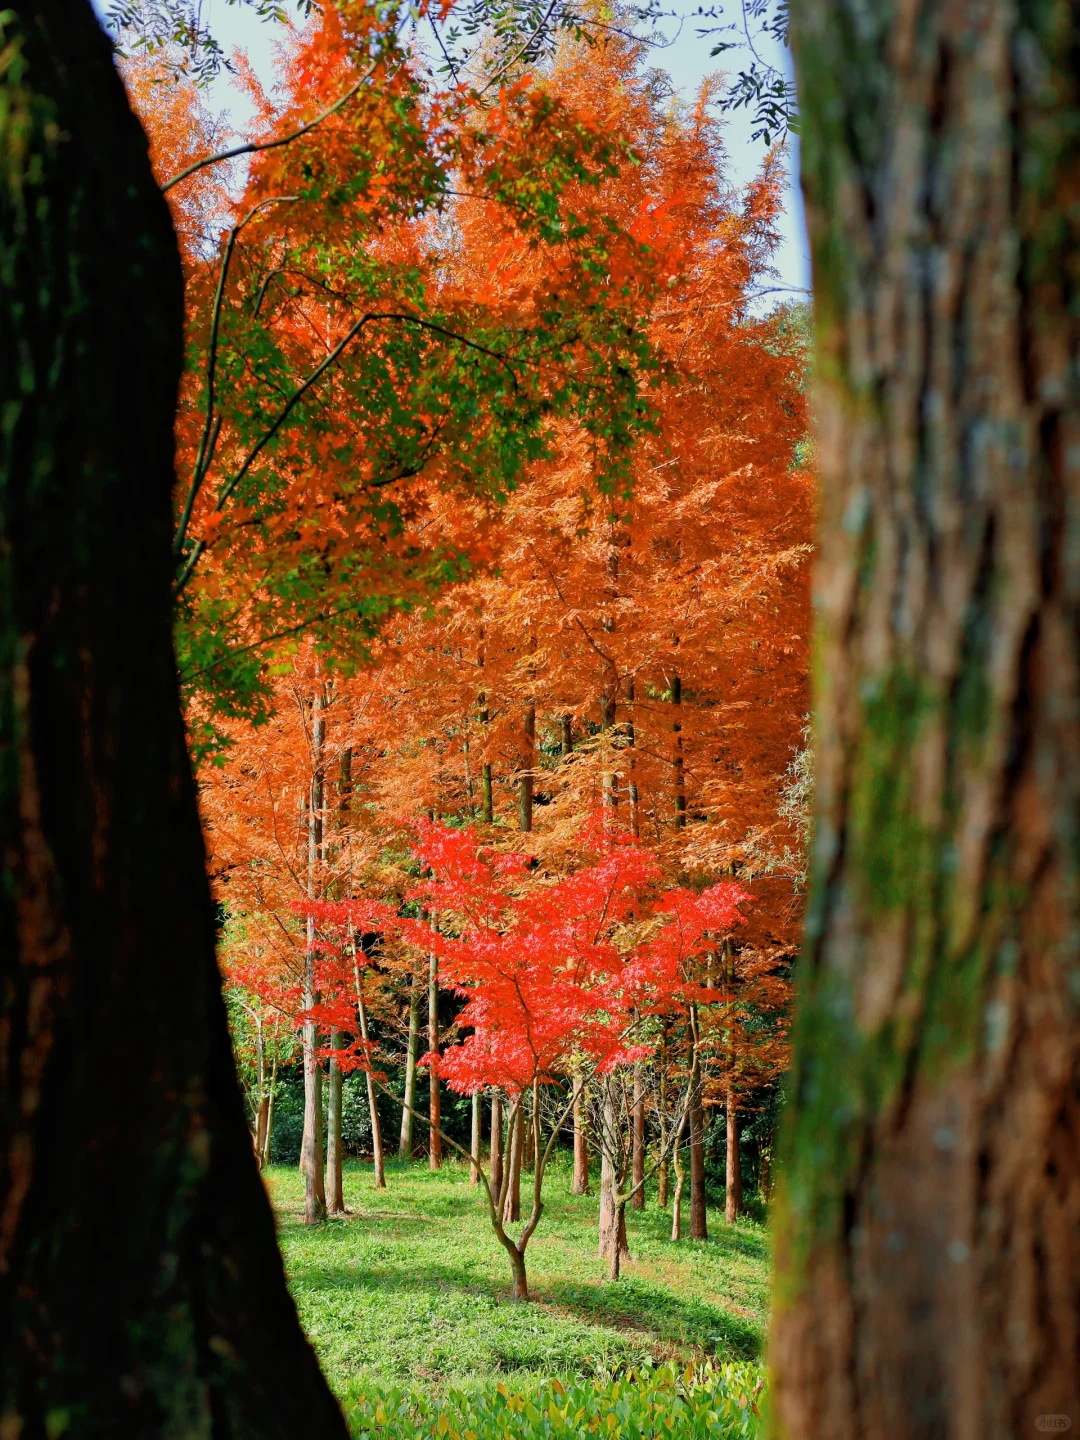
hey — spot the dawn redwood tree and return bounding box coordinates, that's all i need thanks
[0,1,348,1433]
[772,2,1080,1436]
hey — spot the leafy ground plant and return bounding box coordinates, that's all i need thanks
[343,1364,765,1440]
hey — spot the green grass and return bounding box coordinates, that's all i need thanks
[266,1156,770,1437]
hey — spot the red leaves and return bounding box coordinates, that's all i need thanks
[300,817,747,1096]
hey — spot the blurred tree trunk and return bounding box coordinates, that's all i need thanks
[774,2,1080,1435]
[0,2,348,1431]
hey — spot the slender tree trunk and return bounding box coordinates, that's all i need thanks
[523,1104,535,1172]
[689,1092,707,1241]
[470,1092,481,1184]
[490,1091,504,1199]
[572,1073,589,1195]
[670,1107,688,1243]
[625,676,639,837]
[355,988,385,1189]
[253,1013,268,1166]
[326,1032,344,1214]
[724,1091,741,1225]
[631,1062,645,1210]
[670,673,686,829]
[399,965,421,1158]
[481,763,493,824]
[657,1022,669,1208]
[560,713,573,755]
[502,1103,523,1223]
[772,6,1080,1434]
[598,1083,630,1278]
[427,918,441,1170]
[301,684,327,1226]
[0,8,348,1426]
[262,1048,279,1169]
[600,677,618,815]
[518,704,534,832]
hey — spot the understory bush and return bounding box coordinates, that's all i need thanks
[343,1362,765,1440]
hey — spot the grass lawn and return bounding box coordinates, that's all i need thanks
[266,1157,770,1437]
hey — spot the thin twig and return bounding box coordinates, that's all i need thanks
[161,59,384,194]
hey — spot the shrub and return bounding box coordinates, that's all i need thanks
[343,1362,765,1440]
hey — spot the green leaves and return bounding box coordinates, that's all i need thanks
[344,1362,764,1440]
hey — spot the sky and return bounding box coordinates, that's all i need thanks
[105,0,811,295]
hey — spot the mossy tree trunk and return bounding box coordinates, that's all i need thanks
[773,2,1080,1435]
[0,2,348,1433]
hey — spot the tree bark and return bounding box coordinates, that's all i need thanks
[689,1091,707,1241]
[398,964,421,1158]
[571,1073,589,1195]
[490,1091,504,1198]
[772,4,1080,1436]
[724,1092,741,1225]
[631,1062,645,1210]
[0,4,348,1430]
[326,1033,344,1214]
[560,713,573,755]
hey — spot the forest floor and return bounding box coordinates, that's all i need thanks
[266,1157,770,1437]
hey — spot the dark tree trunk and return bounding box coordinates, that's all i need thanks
[0,4,348,1432]
[773,3,1080,1436]
[560,713,573,755]
[689,1093,707,1240]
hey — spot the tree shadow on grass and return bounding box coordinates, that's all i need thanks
[290,1250,761,1363]
[538,1275,762,1361]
